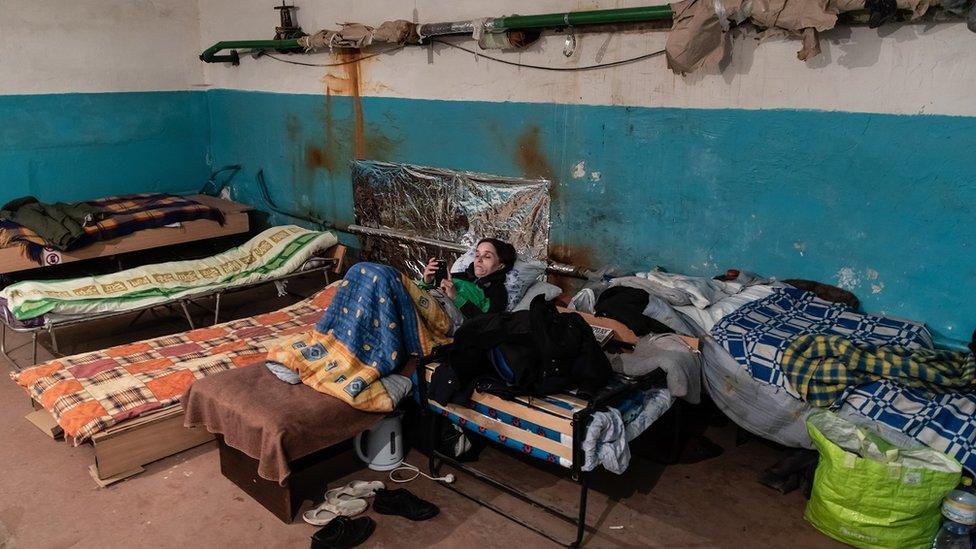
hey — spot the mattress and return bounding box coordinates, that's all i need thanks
[1,225,336,322]
[11,285,337,445]
[422,362,672,471]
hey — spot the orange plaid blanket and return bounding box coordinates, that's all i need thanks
[11,286,336,445]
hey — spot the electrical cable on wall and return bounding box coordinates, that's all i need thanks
[262,45,406,67]
[262,40,666,72]
[430,39,666,71]
[256,169,331,227]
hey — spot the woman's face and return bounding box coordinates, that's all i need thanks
[473,242,504,278]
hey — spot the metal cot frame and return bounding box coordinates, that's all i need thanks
[416,351,677,547]
[1,249,345,370]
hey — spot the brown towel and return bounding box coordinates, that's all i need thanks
[182,363,385,485]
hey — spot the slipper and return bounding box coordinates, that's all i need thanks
[310,516,376,549]
[372,488,439,521]
[302,496,368,526]
[327,480,385,500]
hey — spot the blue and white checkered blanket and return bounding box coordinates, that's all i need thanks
[712,287,976,472]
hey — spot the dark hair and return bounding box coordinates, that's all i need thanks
[477,238,516,274]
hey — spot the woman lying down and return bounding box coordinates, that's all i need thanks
[264,238,518,413]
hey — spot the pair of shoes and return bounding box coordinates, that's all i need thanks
[310,516,376,549]
[303,480,386,526]
[758,449,819,496]
[677,435,724,464]
[372,488,439,521]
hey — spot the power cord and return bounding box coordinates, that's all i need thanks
[430,38,666,71]
[263,45,406,67]
[388,461,455,484]
[260,39,665,72]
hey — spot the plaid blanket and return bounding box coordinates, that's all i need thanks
[781,334,975,407]
[267,263,451,413]
[713,287,976,473]
[0,193,225,264]
[11,286,337,445]
[841,381,976,474]
[711,287,933,396]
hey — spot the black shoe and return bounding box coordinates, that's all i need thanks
[310,516,376,549]
[372,488,439,521]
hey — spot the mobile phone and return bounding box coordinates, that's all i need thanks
[433,260,448,286]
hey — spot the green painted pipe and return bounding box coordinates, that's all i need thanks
[200,39,302,64]
[200,4,674,63]
[494,5,673,31]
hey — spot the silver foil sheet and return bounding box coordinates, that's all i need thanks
[351,160,550,277]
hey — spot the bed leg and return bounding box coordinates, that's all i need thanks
[179,301,196,330]
[427,410,441,477]
[48,326,59,357]
[0,322,12,370]
[213,292,222,325]
[31,331,37,366]
[574,475,589,548]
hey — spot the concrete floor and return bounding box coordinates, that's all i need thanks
[0,284,842,548]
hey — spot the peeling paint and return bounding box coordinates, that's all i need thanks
[590,171,602,181]
[871,282,885,294]
[793,241,806,256]
[835,267,860,290]
[571,161,586,179]
[866,268,879,281]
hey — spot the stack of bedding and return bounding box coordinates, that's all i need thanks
[594,269,976,474]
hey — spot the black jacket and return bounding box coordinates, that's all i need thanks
[451,264,509,318]
[429,296,610,406]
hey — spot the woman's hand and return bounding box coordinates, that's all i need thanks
[439,272,456,299]
[422,257,438,284]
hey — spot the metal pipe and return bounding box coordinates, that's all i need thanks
[200,39,303,64]
[495,5,673,31]
[344,224,592,279]
[203,5,673,61]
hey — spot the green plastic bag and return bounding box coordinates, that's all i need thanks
[805,411,961,549]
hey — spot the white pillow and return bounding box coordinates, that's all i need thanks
[451,247,546,311]
[513,281,563,311]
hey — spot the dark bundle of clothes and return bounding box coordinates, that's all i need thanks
[429,295,612,406]
[593,286,675,336]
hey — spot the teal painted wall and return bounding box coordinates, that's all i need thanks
[0,91,211,205]
[208,90,976,344]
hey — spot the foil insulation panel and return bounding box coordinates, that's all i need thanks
[351,160,550,277]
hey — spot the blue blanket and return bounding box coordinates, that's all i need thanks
[713,287,976,473]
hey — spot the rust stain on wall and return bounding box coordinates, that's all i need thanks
[306,145,325,168]
[323,51,367,160]
[516,126,556,182]
[550,243,595,270]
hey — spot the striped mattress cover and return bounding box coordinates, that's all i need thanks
[422,362,673,470]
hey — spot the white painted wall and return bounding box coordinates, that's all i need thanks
[0,0,204,95]
[198,0,976,116]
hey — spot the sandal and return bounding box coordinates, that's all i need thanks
[302,495,368,527]
[328,480,385,500]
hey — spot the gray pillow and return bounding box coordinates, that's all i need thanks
[513,281,563,311]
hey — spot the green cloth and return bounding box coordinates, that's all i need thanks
[0,196,102,250]
[452,278,490,314]
[415,278,491,315]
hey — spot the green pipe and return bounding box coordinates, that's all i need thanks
[494,5,673,31]
[200,39,303,64]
